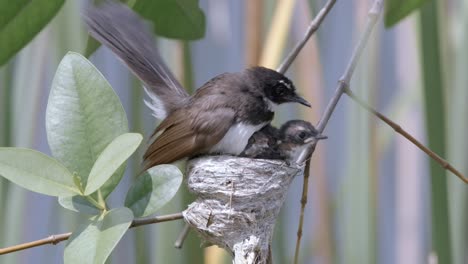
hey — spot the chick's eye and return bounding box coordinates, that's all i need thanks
[298,131,307,139]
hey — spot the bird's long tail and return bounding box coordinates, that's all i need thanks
[84,2,189,119]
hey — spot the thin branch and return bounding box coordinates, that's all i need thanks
[293,1,384,263]
[174,223,191,249]
[276,0,336,74]
[344,88,468,184]
[0,212,183,255]
[293,160,312,264]
[130,212,183,228]
[316,1,383,133]
[0,232,73,256]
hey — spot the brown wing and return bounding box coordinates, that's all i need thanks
[142,108,235,170]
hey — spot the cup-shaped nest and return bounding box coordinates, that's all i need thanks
[183,155,303,264]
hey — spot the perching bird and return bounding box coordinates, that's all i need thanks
[241,120,327,164]
[85,2,311,171]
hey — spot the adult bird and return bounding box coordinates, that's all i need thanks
[85,2,311,171]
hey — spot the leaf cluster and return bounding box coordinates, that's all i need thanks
[0,53,183,263]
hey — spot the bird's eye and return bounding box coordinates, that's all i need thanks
[275,85,287,96]
[298,131,307,139]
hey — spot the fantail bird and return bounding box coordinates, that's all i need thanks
[85,2,311,171]
[241,120,327,164]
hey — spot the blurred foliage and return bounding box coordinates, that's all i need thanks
[0,0,65,65]
[419,1,452,263]
[448,2,468,264]
[134,0,206,40]
[384,0,429,27]
[84,36,102,58]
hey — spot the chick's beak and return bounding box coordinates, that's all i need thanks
[303,134,328,144]
[316,134,328,140]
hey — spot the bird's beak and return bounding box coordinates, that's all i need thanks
[289,94,311,107]
[303,134,328,144]
[316,134,328,140]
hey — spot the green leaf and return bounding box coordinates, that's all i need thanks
[384,0,429,27]
[133,0,206,40]
[448,1,468,262]
[419,1,452,263]
[125,165,182,217]
[85,133,142,195]
[46,52,128,198]
[64,207,133,264]
[59,196,101,215]
[84,36,101,57]
[0,148,79,196]
[0,0,65,65]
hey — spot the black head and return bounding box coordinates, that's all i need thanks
[279,120,327,145]
[246,67,311,107]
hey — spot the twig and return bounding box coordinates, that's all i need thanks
[344,88,468,184]
[130,212,183,228]
[317,1,383,133]
[0,212,183,255]
[0,232,73,256]
[276,0,336,74]
[293,1,384,263]
[293,160,312,264]
[174,223,191,249]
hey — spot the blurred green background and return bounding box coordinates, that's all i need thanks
[0,0,467,263]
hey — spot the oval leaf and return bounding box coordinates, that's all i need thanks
[84,133,142,195]
[64,207,133,264]
[133,0,206,40]
[0,0,65,65]
[46,52,128,198]
[125,165,182,217]
[384,0,429,27]
[59,196,101,215]
[0,148,79,196]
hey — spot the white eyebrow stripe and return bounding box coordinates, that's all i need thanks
[279,80,292,89]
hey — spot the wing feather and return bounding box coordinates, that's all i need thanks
[142,108,235,170]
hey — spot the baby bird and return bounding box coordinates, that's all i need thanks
[241,120,327,164]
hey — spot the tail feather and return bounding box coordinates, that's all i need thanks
[84,2,189,116]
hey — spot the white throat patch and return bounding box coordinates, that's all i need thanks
[265,98,278,112]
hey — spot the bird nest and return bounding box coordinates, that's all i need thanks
[183,155,303,264]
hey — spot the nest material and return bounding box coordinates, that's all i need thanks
[183,155,303,264]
